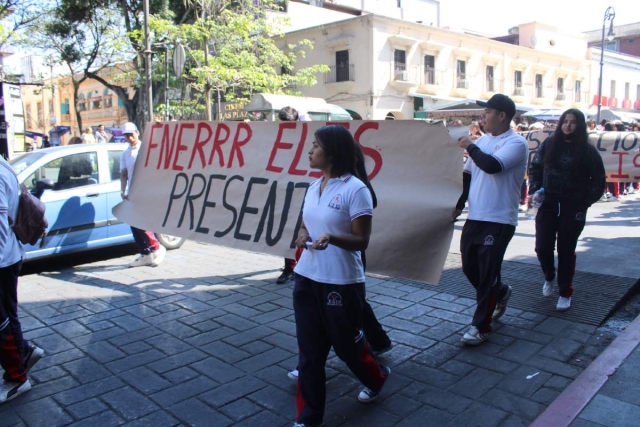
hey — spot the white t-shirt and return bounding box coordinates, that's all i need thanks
[294,175,373,285]
[120,143,140,193]
[463,129,528,226]
[0,159,24,267]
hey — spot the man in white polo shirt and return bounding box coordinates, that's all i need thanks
[453,94,528,346]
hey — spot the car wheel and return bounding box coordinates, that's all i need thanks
[155,233,185,250]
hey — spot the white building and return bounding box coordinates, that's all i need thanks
[278,13,601,120]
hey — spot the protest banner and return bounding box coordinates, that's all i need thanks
[522,130,640,182]
[113,121,463,284]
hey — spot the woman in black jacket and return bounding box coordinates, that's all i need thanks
[528,109,606,311]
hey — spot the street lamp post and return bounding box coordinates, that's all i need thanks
[596,6,615,126]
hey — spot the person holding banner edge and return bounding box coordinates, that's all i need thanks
[453,94,528,346]
[120,122,167,268]
[292,125,390,427]
[528,109,605,311]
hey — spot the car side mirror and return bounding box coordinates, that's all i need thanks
[34,178,54,199]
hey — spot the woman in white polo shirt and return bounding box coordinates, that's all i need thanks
[292,125,390,427]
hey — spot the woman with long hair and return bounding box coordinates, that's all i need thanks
[528,109,606,311]
[292,125,389,427]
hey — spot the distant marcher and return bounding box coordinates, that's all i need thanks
[168,114,177,122]
[528,109,606,311]
[81,128,96,144]
[469,121,484,141]
[453,94,528,345]
[293,125,390,426]
[68,136,83,145]
[120,122,167,268]
[95,125,108,144]
[587,120,596,131]
[0,157,45,404]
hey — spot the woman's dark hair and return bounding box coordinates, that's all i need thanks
[604,122,614,131]
[314,125,358,177]
[544,108,588,176]
[315,125,377,207]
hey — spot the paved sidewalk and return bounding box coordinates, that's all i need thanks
[0,242,622,427]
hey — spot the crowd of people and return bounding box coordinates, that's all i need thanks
[0,98,636,426]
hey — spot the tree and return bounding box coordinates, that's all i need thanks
[0,0,41,79]
[23,5,122,132]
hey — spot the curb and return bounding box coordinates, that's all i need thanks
[530,311,640,427]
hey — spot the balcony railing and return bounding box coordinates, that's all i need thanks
[394,63,407,81]
[485,78,495,92]
[534,86,544,98]
[325,64,355,84]
[456,74,469,89]
[513,86,525,96]
[556,92,567,101]
[424,67,436,84]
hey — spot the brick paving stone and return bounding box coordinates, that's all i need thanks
[18,376,80,406]
[119,367,173,394]
[498,340,544,364]
[66,398,109,420]
[382,317,428,334]
[449,367,505,399]
[448,401,509,427]
[121,305,162,319]
[501,414,529,427]
[530,387,561,405]
[67,411,124,427]
[190,357,246,383]
[223,325,277,347]
[497,325,554,345]
[395,361,460,389]
[53,377,125,406]
[63,357,113,384]
[421,320,466,340]
[247,384,296,419]
[199,340,252,364]
[234,347,293,373]
[393,404,455,427]
[369,294,414,309]
[422,298,469,313]
[179,310,226,326]
[380,344,421,366]
[120,410,180,427]
[495,315,540,329]
[400,381,473,414]
[101,387,159,421]
[153,321,201,339]
[392,304,434,320]
[539,337,583,362]
[32,333,76,355]
[0,408,23,427]
[388,330,436,350]
[147,349,208,374]
[150,376,218,407]
[145,335,192,356]
[107,327,163,347]
[260,332,298,353]
[519,312,548,322]
[525,355,582,379]
[219,398,263,421]
[105,349,166,373]
[230,410,289,427]
[454,350,520,374]
[400,289,438,303]
[533,317,575,335]
[162,366,199,384]
[120,341,154,355]
[184,326,237,347]
[439,360,476,377]
[239,340,273,355]
[168,399,234,427]
[70,326,129,347]
[496,365,552,398]
[544,374,572,390]
[422,309,472,325]
[14,397,74,427]
[412,342,463,368]
[200,376,269,408]
[378,394,422,417]
[413,315,442,327]
[50,320,92,339]
[30,366,68,384]
[481,388,546,420]
[145,309,193,325]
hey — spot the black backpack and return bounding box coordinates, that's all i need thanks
[0,161,48,247]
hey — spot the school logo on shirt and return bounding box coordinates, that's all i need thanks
[328,194,343,211]
[484,235,494,246]
[327,291,343,307]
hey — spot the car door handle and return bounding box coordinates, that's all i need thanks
[86,192,100,198]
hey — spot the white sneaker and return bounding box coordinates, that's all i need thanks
[129,253,154,268]
[518,204,527,212]
[542,278,556,297]
[152,245,166,267]
[605,193,617,202]
[557,296,571,311]
[288,369,299,380]
[0,379,31,404]
[461,326,488,346]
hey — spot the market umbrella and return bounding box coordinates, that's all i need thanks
[521,108,564,121]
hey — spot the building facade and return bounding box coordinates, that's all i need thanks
[278,15,601,120]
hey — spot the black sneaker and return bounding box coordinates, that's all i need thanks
[276,270,294,284]
[357,365,390,403]
[24,344,45,373]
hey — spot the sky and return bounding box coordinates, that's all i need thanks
[439,0,637,36]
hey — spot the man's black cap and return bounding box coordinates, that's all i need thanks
[476,94,516,119]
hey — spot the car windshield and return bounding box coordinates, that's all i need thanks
[9,152,47,175]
